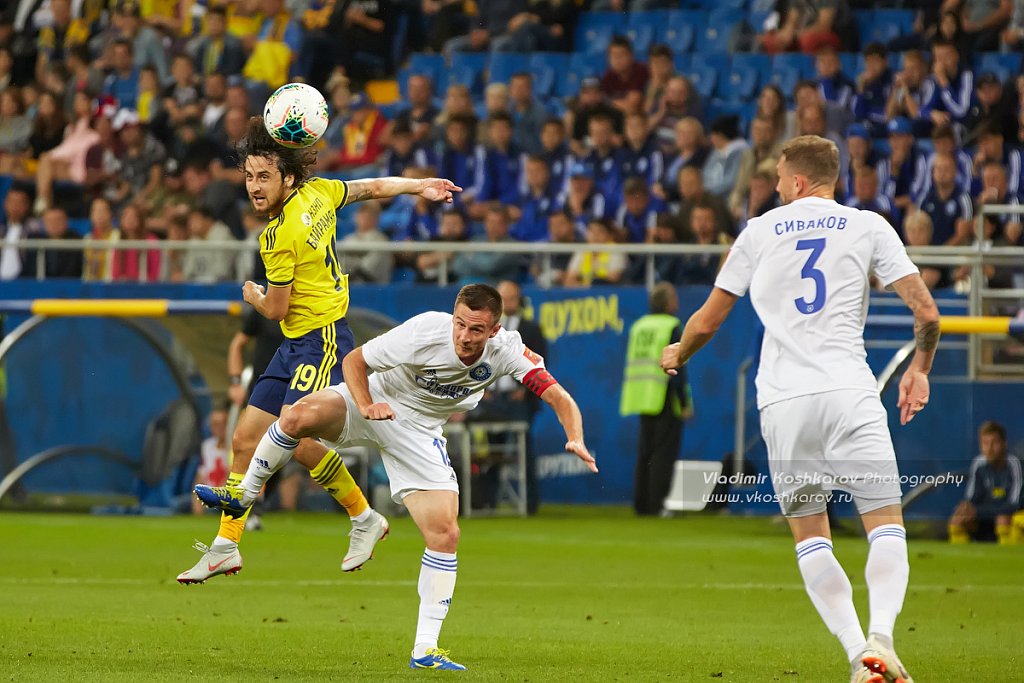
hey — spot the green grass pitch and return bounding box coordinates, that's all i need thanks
[1,508,1020,681]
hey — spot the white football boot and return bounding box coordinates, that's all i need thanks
[861,635,914,683]
[176,541,243,584]
[342,510,390,571]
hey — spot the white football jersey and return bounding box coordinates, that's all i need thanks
[361,311,546,429]
[715,196,918,408]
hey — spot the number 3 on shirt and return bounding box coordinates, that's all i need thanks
[794,238,826,315]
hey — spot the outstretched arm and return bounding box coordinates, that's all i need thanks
[891,273,941,425]
[538,381,598,473]
[345,177,462,204]
[661,287,739,374]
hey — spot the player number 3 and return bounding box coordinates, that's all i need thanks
[794,238,827,315]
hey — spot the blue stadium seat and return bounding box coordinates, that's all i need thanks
[673,53,692,74]
[449,52,489,96]
[839,52,858,78]
[628,11,671,54]
[409,53,445,81]
[657,11,700,53]
[770,53,815,99]
[696,11,734,55]
[721,54,770,103]
[529,53,570,98]
[746,10,771,33]
[706,100,758,130]
[973,52,1023,84]
[682,59,721,101]
[488,53,530,84]
[574,12,628,56]
[855,10,914,46]
[557,52,605,98]
[68,218,91,236]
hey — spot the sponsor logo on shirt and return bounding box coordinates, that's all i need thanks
[414,369,473,400]
[523,348,542,365]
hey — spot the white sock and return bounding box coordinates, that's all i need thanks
[240,421,299,506]
[351,508,373,524]
[865,524,909,643]
[412,549,458,659]
[795,536,866,664]
[210,535,236,552]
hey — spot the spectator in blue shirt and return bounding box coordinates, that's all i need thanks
[452,202,525,286]
[582,112,624,212]
[949,421,1022,543]
[845,165,902,230]
[383,119,435,178]
[843,123,882,201]
[478,112,525,208]
[923,124,973,197]
[921,38,976,128]
[969,121,1022,199]
[509,73,549,155]
[879,116,929,212]
[540,118,572,198]
[511,155,558,242]
[615,176,664,243]
[619,112,663,187]
[885,49,933,138]
[918,153,974,245]
[702,115,749,200]
[815,45,856,109]
[851,43,893,137]
[557,161,607,238]
[103,39,139,110]
[439,113,481,207]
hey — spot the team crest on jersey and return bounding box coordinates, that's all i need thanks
[301,212,312,227]
[469,363,492,381]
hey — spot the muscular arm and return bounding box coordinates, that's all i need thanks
[344,177,461,205]
[662,287,739,371]
[539,382,597,473]
[891,273,941,373]
[341,346,395,420]
[245,281,291,321]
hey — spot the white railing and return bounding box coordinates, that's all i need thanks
[10,235,1024,291]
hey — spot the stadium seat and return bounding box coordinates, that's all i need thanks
[574,12,628,56]
[673,53,692,74]
[449,52,488,96]
[529,53,570,98]
[682,58,721,101]
[488,53,530,84]
[696,12,734,55]
[68,218,91,236]
[769,53,814,99]
[973,52,1024,83]
[557,52,605,98]
[627,11,671,55]
[721,54,770,103]
[657,11,700,53]
[855,10,914,46]
[746,10,772,33]
[408,52,445,82]
[839,52,859,79]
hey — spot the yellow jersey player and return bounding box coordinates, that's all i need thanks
[179,116,461,583]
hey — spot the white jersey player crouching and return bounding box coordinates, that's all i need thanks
[234,283,598,672]
[661,136,939,683]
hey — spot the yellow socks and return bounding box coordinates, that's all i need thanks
[948,523,969,544]
[997,523,1013,545]
[217,472,251,543]
[311,449,369,518]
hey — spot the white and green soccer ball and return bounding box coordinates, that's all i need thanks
[263,82,329,149]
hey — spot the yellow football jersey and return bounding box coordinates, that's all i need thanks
[261,177,351,338]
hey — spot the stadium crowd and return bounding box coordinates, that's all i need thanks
[0,0,1021,290]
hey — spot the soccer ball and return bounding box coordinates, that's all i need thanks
[263,83,329,149]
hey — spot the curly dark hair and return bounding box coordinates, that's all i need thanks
[236,116,318,187]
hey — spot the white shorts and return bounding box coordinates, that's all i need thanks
[759,389,902,517]
[326,383,459,503]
